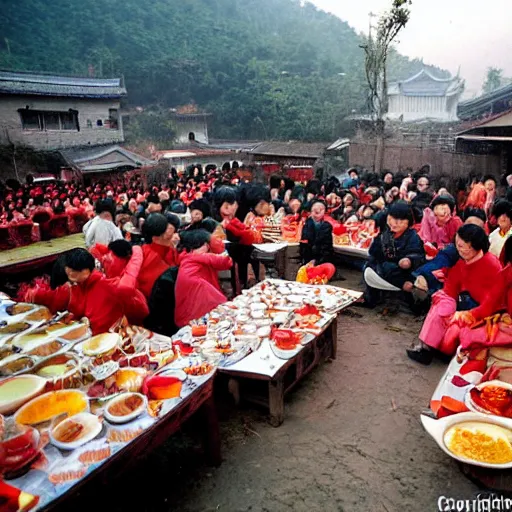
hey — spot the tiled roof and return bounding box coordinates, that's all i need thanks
[388,70,464,98]
[247,141,328,159]
[0,71,127,98]
[458,83,512,120]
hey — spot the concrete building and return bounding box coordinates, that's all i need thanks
[171,111,211,145]
[0,70,127,151]
[387,70,465,123]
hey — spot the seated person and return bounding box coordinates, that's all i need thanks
[138,212,180,299]
[300,199,333,265]
[24,248,148,335]
[407,224,502,364]
[83,198,123,248]
[488,200,512,258]
[362,202,425,308]
[214,186,255,290]
[454,236,512,337]
[174,230,233,327]
[412,208,487,295]
[183,198,212,231]
[419,195,462,249]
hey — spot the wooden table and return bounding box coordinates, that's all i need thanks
[14,376,220,512]
[220,315,339,427]
[0,234,86,274]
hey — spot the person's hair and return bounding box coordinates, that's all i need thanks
[492,199,512,220]
[462,208,487,223]
[306,179,321,196]
[269,175,281,189]
[199,218,219,233]
[244,184,271,210]
[64,248,95,271]
[483,174,497,184]
[50,255,69,289]
[147,195,161,205]
[168,199,187,214]
[213,186,237,210]
[164,211,181,232]
[108,239,133,259]
[310,198,327,210]
[189,198,211,219]
[456,224,490,253]
[387,201,414,226]
[95,198,115,218]
[430,194,456,213]
[178,229,211,252]
[290,185,306,203]
[503,236,512,266]
[142,213,168,242]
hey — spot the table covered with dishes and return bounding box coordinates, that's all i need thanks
[422,322,512,489]
[0,278,362,509]
[181,279,361,426]
[0,296,219,511]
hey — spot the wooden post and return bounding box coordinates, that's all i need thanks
[268,378,285,427]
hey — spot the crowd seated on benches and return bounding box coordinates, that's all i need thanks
[9,163,512,368]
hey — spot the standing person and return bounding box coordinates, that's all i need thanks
[300,199,333,265]
[83,198,122,248]
[488,200,512,258]
[174,230,233,327]
[137,212,180,299]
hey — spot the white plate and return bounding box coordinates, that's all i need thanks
[421,411,512,468]
[104,393,147,424]
[50,412,102,450]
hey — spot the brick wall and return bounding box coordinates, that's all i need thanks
[349,142,502,179]
[0,95,124,150]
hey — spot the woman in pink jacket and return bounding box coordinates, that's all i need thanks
[174,230,233,327]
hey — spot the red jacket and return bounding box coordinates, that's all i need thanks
[174,252,232,327]
[138,243,179,299]
[33,270,148,335]
[225,218,254,245]
[443,252,502,305]
[472,265,512,320]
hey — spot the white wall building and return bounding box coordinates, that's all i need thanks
[171,112,211,145]
[0,71,126,150]
[387,70,465,123]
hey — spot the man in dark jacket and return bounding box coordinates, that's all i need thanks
[300,199,333,265]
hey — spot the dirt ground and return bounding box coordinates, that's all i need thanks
[70,269,484,512]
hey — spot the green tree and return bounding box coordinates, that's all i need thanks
[483,67,503,94]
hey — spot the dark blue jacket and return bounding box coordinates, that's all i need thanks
[412,244,459,292]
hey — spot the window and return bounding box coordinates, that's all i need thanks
[108,108,119,129]
[86,119,92,128]
[20,110,41,130]
[188,132,195,141]
[19,110,78,131]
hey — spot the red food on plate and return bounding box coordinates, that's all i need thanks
[295,304,320,317]
[173,340,194,355]
[451,375,470,387]
[142,375,182,400]
[440,396,469,414]
[470,385,512,417]
[0,481,39,512]
[460,359,487,375]
[271,329,301,350]
[191,325,207,337]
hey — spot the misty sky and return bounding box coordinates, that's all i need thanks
[309,0,511,97]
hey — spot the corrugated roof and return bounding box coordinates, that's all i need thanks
[60,145,154,173]
[0,71,127,98]
[247,141,328,159]
[389,70,464,98]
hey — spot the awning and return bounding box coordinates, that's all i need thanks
[60,145,155,173]
[456,135,512,143]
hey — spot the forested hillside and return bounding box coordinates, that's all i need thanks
[0,0,448,141]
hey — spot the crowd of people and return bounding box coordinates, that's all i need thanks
[6,163,512,369]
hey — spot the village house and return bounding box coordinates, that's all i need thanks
[0,70,127,151]
[387,69,465,123]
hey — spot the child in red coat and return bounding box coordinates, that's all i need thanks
[174,229,233,327]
